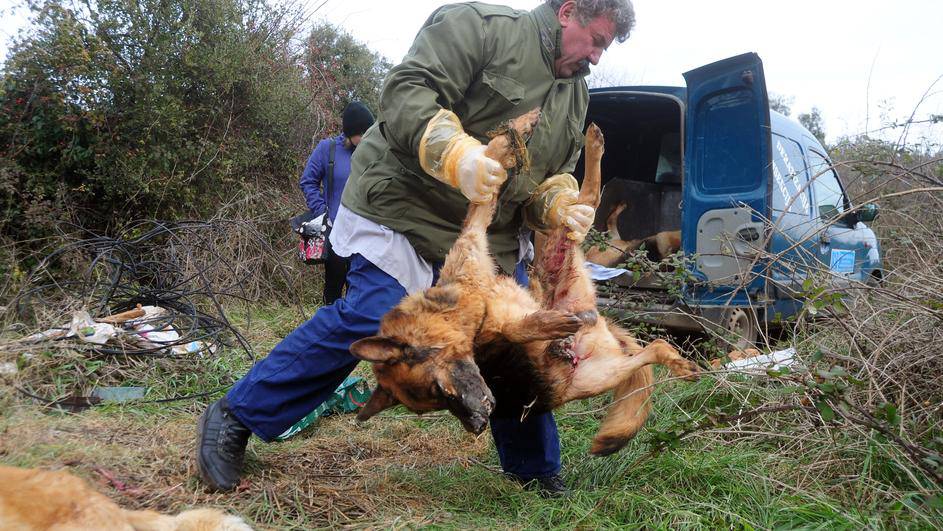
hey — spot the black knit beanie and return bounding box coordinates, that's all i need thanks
[342,101,375,138]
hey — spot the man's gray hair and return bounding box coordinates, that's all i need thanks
[546,0,636,43]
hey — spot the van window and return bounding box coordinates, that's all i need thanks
[807,149,846,215]
[771,134,811,215]
[655,132,681,183]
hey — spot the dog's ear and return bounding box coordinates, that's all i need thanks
[350,336,402,363]
[419,284,460,312]
[356,385,399,421]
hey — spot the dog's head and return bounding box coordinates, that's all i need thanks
[350,284,494,434]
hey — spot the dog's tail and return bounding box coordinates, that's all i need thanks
[590,363,654,456]
[590,323,655,456]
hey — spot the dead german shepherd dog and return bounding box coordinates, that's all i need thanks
[0,465,252,530]
[350,112,699,456]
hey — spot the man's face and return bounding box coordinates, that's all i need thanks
[350,134,362,146]
[555,3,616,78]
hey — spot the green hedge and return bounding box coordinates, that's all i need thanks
[0,0,387,246]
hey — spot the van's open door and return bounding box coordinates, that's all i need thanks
[682,52,772,303]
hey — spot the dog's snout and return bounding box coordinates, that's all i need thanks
[468,414,489,434]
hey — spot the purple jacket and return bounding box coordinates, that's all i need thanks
[299,135,353,222]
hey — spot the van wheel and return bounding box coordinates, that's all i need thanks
[723,307,758,350]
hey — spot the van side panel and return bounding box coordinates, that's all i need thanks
[766,123,820,320]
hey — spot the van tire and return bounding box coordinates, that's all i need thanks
[723,307,758,350]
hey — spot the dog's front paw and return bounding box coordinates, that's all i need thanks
[533,310,583,338]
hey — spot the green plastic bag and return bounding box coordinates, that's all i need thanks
[275,376,372,441]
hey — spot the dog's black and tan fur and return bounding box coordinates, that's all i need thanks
[351,115,699,455]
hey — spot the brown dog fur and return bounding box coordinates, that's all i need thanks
[584,200,682,266]
[0,465,252,530]
[351,120,699,455]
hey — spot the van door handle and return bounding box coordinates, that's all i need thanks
[737,227,760,242]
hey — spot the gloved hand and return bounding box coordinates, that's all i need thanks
[454,144,507,203]
[561,203,595,241]
[524,173,597,240]
[548,189,595,242]
[418,109,507,203]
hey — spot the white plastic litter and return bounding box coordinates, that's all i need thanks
[125,306,212,355]
[17,305,212,356]
[723,347,799,375]
[68,311,118,345]
[133,322,181,345]
[21,327,70,344]
[585,261,630,281]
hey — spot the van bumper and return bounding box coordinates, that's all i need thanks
[598,296,706,332]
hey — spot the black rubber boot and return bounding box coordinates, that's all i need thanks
[511,473,569,498]
[196,398,251,491]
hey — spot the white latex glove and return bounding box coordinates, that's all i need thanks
[454,144,507,203]
[562,203,595,241]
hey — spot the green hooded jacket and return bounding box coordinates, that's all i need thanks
[342,2,588,274]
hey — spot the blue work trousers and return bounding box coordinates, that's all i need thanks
[227,254,561,479]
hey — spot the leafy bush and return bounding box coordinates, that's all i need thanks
[0,0,387,251]
[303,22,391,140]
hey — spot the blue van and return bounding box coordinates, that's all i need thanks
[578,52,882,344]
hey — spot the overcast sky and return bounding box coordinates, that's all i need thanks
[2,0,941,145]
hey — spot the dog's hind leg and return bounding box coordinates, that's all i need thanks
[536,123,605,312]
[438,196,499,286]
[563,337,698,402]
[563,332,698,455]
[576,123,604,210]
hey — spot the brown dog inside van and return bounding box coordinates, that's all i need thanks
[350,113,699,456]
[585,200,682,267]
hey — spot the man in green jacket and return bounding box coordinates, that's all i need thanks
[198,0,635,497]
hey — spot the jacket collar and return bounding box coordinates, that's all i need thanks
[532,4,560,73]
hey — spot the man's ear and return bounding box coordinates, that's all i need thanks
[350,336,402,363]
[356,386,399,421]
[557,0,576,26]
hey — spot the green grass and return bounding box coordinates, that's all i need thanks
[2,303,941,529]
[371,403,873,530]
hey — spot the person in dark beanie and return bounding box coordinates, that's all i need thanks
[342,101,374,143]
[299,101,375,305]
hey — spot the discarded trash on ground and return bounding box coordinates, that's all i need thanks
[710,348,761,368]
[14,305,216,356]
[2,221,266,406]
[276,376,373,441]
[90,386,147,402]
[711,347,800,376]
